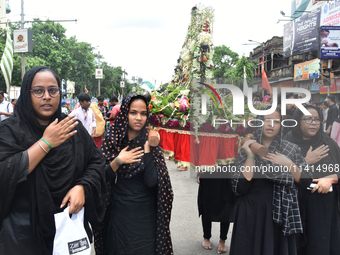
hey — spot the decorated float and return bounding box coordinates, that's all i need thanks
[148,5,264,170]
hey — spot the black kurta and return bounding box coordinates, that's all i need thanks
[230,176,297,255]
[105,153,158,255]
[198,173,235,223]
[230,109,309,255]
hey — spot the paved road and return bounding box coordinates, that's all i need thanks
[91,160,233,255]
[167,161,232,255]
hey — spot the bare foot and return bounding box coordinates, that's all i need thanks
[202,238,212,250]
[177,166,188,171]
[217,239,227,254]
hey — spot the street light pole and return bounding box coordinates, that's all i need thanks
[249,40,265,97]
[98,51,100,96]
[21,0,25,81]
[122,69,125,97]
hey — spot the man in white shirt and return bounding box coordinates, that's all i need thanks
[70,92,96,136]
[0,91,13,121]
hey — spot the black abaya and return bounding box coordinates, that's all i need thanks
[0,66,106,255]
[230,109,309,255]
[284,105,340,255]
[230,177,297,255]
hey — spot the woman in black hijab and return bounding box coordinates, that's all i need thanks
[230,107,309,255]
[0,66,106,255]
[100,93,173,255]
[284,105,340,255]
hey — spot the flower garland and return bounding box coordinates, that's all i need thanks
[149,5,256,143]
[169,5,215,88]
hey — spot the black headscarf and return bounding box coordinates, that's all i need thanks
[285,105,340,178]
[0,66,106,254]
[101,93,174,255]
[232,108,308,236]
[13,66,62,134]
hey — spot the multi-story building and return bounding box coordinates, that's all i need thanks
[247,0,340,103]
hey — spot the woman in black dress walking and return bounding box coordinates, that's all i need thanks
[101,94,173,255]
[0,66,106,255]
[284,105,340,255]
[230,107,310,255]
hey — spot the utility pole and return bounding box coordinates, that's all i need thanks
[327,59,331,96]
[21,0,25,81]
[98,51,100,96]
[123,69,125,97]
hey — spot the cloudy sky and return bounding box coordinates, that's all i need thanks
[7,0,291,87]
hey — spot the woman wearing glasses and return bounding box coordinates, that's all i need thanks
[284,105,340,255]
[0,66,106,254]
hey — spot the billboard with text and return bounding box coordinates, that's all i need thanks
[284,8,321,57]
[320,26,340,58]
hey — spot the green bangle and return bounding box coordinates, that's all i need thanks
[247,156,255,161]
[40,138,52,150]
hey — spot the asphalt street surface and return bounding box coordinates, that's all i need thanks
[91,160,233,255]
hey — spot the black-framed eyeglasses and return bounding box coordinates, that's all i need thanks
[30,87,61,98]
[301,117,321,124]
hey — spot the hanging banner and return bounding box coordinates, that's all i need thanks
[66,80,75,94]
[13,29,33,53]
[95,69,103,79]
[294,58,320,81]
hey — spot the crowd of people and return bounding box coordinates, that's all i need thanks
[1,66,340,255]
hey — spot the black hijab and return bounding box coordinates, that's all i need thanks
[0,66,106,255]
[285,105,340,178]
[13,66,62,135]
[101,93,174,255]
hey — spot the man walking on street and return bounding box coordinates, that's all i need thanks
[0,91,13,121]
[70,92,96,136]
[326,95,338,136]
[97,95,108,120]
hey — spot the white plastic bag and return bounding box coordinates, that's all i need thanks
[52,207,91,255]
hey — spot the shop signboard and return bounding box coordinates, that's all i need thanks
[294,58,320,81]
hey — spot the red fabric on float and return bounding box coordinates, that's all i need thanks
[158,127,240,167]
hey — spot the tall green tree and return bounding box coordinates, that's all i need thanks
[0,20,135,99]
[231,55,257,89]
[30,19,73,81]
[66,36,96,95]
[212,45,239,78]
[232,55,255,79]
